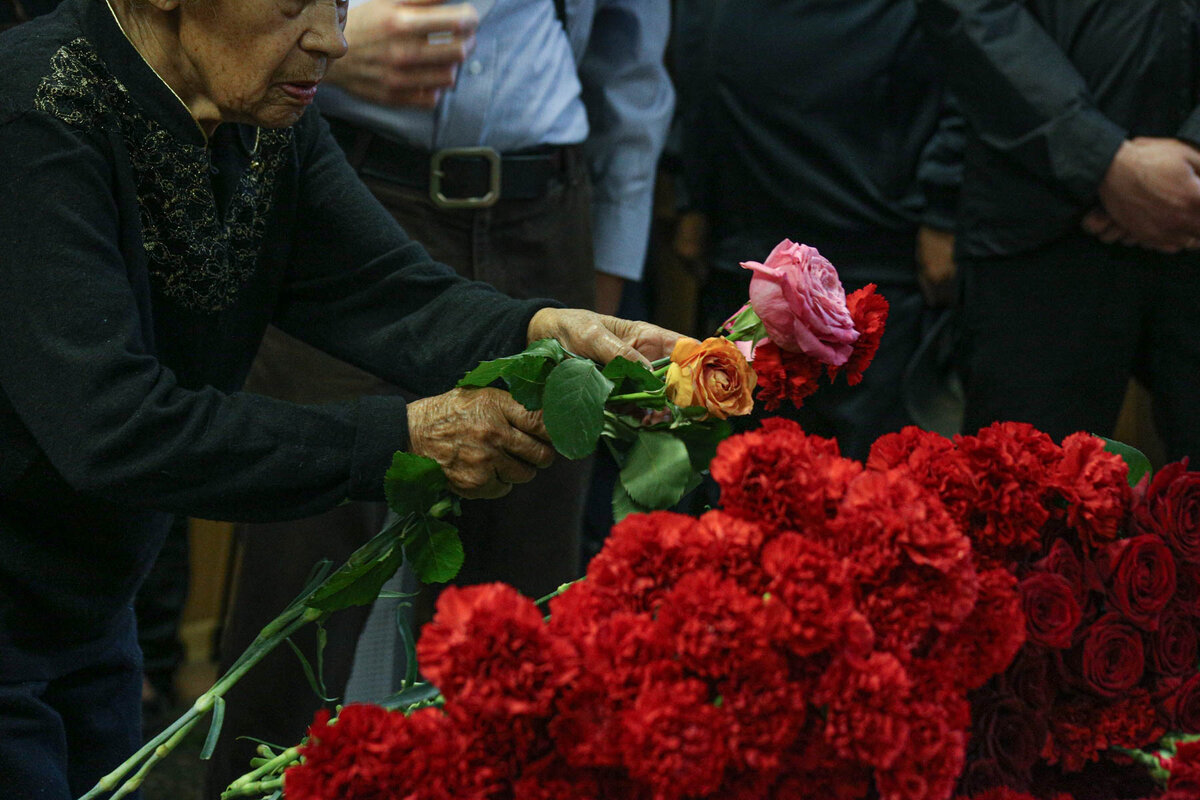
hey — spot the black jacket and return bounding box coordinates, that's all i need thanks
[917,0,1200,259]
[0,0,547,655]
[673,0,963,283]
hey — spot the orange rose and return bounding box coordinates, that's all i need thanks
[665,337,756,420]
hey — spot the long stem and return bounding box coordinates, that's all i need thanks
[607,390,661,404]
[108,715,204,800]
[223,777,284,799]
[534,578,583,607]
[78,607,320,800]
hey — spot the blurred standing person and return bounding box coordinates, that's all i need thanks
[209,0,673,790]
[917,0,1200,459]
[672,0,964,459]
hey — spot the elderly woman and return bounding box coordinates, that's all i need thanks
[0,0,675,794]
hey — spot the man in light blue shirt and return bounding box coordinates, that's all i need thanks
[208,0,673,789]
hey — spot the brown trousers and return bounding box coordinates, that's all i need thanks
[207,139,595,793]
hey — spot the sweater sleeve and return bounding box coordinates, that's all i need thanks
[0,110,434,521]
[273,112,551,395]
[915,0,1127,203]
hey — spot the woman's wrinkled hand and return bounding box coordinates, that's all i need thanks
[407,388,555,499]
[527,308,681,367]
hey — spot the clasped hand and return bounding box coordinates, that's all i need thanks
[1083,137,1200,253]
[407,309,680,499]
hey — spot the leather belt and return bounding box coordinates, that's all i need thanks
[327,117,576,210]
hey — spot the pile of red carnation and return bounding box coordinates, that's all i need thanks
[286,418,1064,800]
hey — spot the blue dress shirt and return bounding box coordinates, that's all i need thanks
[319,0,674,281]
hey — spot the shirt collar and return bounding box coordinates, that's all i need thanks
[77,0,209,147]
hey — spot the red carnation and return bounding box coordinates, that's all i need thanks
[818,652,913,770]
[930,567,1026,691]
[1167,738,1200,793]
[417,583,576,720]
[617,679,731,798]
[1054,432,1132,551]
[828,283,888,386]
[1043,688,1164,770]
[749,339,823,411]
[954,422,1063,560]
[1135,459,1200,565]
[711,418,861,535]
[1020,572,1083,649]
[1077,612,1146,697]
[1095,534,1177,630]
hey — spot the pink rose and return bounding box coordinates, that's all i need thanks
[741,240,858,365]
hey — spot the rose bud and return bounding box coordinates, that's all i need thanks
[1096,535,1177,630]
[740,240,858,364]
[664,337,756,420]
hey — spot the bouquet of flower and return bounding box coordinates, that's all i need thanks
[280,418,1029,800]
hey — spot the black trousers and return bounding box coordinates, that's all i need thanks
[958,231,1200,461]
[207,135,596,793]
[0,609,143,800]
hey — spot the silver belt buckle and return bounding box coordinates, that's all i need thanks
[430,147,501,209]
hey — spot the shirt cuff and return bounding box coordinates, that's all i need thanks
[1177,105,1200,150]
[348,394,410,502]
[591,194,654,281]
[1054,110,1128,202]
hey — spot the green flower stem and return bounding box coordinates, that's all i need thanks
[108,715,204,800]
[534,577,584,607]
[224,746,302,797]
[649,355,671,370]
[607,390,662,404]
[222,777,284,799]
[79,607,321,800]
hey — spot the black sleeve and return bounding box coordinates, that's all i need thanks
[1176,103,1200,150]
[0,110,455,521]
[915,0,1127,202]
[273,112,550,396]
[915,90,966,231]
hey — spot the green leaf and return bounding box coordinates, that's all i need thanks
[379,682,443,712]
[456,338,567,388]
[384,452,449,519]
[505,357,556,410]
[674,419,733,472]
[199,695,225,761]
[602,356,664,394]
[542,358,614,459]
[613,480,653,523]
[1101,436,1153,488]
[284,635,338,703]
[403,517,464,584]
[619,430,695,509]
[305,524,408,612]
[725,304,768,343]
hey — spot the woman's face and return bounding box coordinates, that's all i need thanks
[174,0,349,129]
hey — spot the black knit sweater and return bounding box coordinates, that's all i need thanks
[0,0,548,655]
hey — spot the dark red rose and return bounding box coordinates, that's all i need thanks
[973,691,1047,777]
[1096,535,1177,629]
[1033,539,1087,605]
[1135,460,1200,565]
[1078,613,1145,697]
[1177,562,1200,617]
[1149,606,1200,677]
[1171,674,1200,732]
[1020,572,1083,649]
[1003,647,1060,710]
